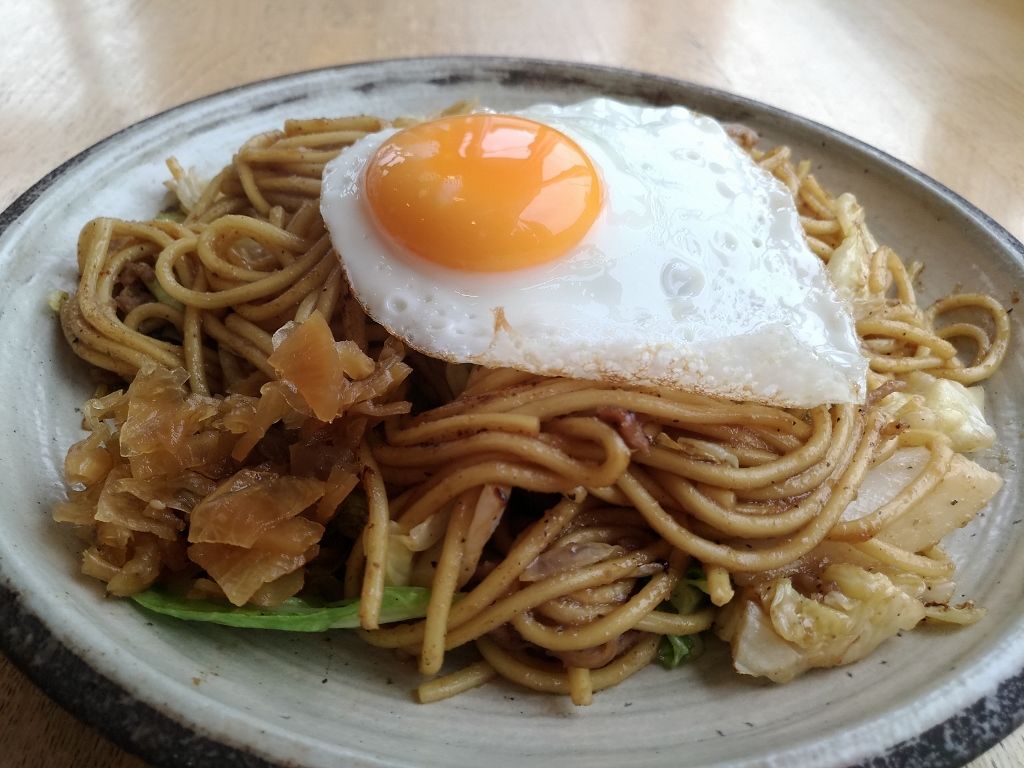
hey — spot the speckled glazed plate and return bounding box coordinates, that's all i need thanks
[0,58,1021,768]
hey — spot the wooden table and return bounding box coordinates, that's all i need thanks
[1,1,1021,765]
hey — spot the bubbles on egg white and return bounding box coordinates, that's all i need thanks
[660,259,706,300]
[716,179,739,200]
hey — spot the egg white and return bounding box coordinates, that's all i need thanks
[320,98,866,407]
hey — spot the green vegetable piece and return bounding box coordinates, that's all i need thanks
[142,278,185,311]
[682,564,709,595]
[657,633,704,670]
[668,583,705,615]
[47,290,69,314]
[131,586,432,631]
[154,209,186,223]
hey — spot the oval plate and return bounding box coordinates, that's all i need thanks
[0,57,1021,768]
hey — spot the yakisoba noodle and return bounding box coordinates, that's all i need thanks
[54,105,1010,705]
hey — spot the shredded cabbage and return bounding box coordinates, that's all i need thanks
[163,163,208,213]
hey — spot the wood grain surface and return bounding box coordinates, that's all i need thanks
[1,1,1021,766]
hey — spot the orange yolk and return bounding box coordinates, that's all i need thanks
[363,114,602,272]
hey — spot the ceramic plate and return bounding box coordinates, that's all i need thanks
[1,58,1021,768]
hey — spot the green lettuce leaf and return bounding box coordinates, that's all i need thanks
[682,564,709,595]
[657,633,704,670]
[667,582,705,615]
[131,586,431,631]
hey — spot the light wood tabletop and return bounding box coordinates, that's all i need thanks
[1,1,1022,766]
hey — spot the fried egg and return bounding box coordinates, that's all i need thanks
[320,98,867,407]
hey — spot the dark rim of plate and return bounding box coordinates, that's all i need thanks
[1,56,1022,768]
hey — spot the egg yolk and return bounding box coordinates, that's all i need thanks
[364,114,602,272]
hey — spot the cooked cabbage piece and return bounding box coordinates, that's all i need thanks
[847,447,1002,553]
[718,564,926,683]
[718,446,1001,682]
[880,372,995,452]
